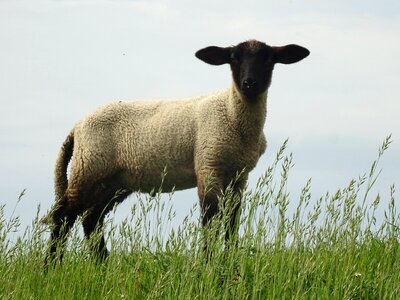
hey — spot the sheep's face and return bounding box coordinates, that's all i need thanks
[230,40,274,101]
[195,39,310,101]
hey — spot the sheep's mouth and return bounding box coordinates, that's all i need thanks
[240,79,263,100]
[241,88,261,101]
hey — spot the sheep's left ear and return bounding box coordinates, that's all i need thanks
[272,44,310,64]
[195,46,232,65]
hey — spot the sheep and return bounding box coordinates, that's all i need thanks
[46,39,309,263]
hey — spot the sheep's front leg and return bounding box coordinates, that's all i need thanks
[197,173,220,228]
[224,178,246,244]
[197,169,248,254]
[197,172,223,256]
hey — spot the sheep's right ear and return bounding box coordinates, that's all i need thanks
[195,46,232,65]
[272,44,310,64]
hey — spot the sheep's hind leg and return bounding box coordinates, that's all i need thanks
[82,206,109,261]
[82,186,131,261]
[46,196,78,266]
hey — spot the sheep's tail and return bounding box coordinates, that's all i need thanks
[41,130,74,225]
[54,129,74,201]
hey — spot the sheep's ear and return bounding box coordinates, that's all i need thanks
[272,44,310,64]
[195,46,232,65]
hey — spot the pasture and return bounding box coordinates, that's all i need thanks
[0,138,398,299]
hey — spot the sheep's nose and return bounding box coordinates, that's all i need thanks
[242,78,257,90]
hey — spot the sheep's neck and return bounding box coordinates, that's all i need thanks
[227,84,267,140]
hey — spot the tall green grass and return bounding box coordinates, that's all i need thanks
[0,136,399,299]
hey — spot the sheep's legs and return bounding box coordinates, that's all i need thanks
[200,195,220,227]
[197,173,220,227]
[82,208,109,260]
[81,186,114,260]
[224,180,245,244]
[46,197,78,266]
[224,196,241,244]
[197,173,221,257]
[198,191,241,253]
[199,194,220,257]
[197,172,246,257]
[82,187,132,260]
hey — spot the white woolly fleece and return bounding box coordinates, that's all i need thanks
[57,85,267,200]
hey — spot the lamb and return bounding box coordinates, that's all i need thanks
[46,39,309,262]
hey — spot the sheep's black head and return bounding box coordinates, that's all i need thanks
[195,39,310,101]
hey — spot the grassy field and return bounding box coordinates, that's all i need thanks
[0,137,399,299]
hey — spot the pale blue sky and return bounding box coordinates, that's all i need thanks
[0,0,399,233]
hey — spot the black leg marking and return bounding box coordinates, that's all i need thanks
[82,207,109,261]
[224,180,245,245]
[45,197,78,266]
[82,187,132,261]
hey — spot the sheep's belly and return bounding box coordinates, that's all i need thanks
[120,163,197,193]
